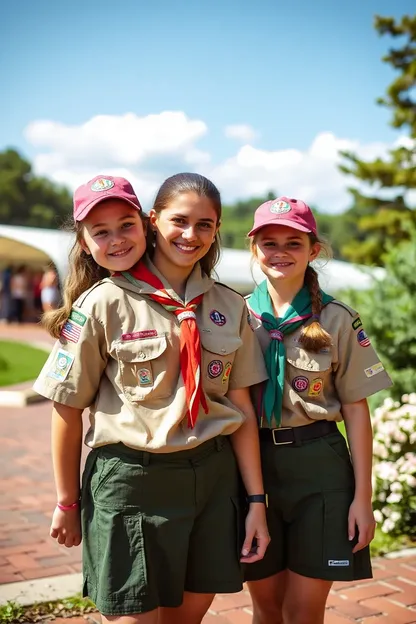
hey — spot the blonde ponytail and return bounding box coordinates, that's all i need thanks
[298,264,333,352]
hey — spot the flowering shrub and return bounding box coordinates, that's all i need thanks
[372,394,416,537]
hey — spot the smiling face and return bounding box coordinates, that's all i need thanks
[80,199,146,272]
[150,191,219,283]
[253,225,320,287]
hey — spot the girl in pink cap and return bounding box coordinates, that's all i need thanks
[243,196,392,624]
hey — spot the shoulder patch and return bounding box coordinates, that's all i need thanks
[214,282,245,300]
[329,300,358,318]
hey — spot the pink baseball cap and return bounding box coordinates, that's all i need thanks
[248,196,317,237]
[73,175,142,221]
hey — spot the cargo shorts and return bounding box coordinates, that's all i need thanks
[81,436,244,615]
[244,429,372,583]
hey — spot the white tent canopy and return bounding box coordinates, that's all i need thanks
[0,225,385,294]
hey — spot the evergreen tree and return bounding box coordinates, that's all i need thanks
[340,15,416,266]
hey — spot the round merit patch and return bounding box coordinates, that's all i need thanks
[292,376,309,392]
[270,200,291,214]
[208,360,224,379]
[91,178,114,192]
[357,329,371,347]
[210,309,226,326]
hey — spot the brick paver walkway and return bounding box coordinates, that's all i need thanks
[1,324,416,622]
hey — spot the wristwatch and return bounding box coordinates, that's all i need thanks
[247,494,268,506]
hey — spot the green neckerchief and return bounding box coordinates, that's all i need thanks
[248,282,333,427]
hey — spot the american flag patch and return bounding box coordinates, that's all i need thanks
[61,320,82,343]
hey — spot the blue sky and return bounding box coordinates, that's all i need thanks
[1,0,413,212]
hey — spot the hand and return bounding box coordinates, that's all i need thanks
[240,503,270,563]
[348,496,376,553]
[50,506,82,548]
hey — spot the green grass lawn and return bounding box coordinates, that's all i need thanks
[0,340,48,387]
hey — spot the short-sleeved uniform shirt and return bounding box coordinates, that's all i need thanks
[247,299,392,427]
[34,262,268,452]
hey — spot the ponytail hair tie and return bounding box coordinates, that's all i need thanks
[311,314,320,321]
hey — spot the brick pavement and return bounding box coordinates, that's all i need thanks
[1,324,416,622]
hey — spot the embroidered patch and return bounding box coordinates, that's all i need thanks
[357,329,371,347]
[208,360,223,379]
[222,362,232,383]
[352,317,362,331]
[328,560,350,567]
[69,309,87,327]
[60,320,82,343]
[210,309,226,326]
[47,349,74,382]
[91,178,114,192]
[308,378,323,397]
[364,362,385,378]
[138,367,153,385]
[122,330,158,341]
[270,200,291,214]
[292,376,309,392]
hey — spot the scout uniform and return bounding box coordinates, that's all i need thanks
[244,297,393,582]
[34,259,267,616]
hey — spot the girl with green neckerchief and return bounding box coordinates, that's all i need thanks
[243,196,392,624]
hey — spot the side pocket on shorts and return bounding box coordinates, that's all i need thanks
[90,455,123,502]
[320,434,353,471]
[231,496,245,560]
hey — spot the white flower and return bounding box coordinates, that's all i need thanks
[374,509,383,523]
[382,518,395,533]
[391,481,403,492]
[386,492,402,504]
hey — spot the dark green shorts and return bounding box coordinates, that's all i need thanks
[81,436,243,615]
[244,430,372,583]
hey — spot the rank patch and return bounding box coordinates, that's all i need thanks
[292,376,309,392]
[91,178,114,192]
[222,362,232,383]
[270,200,291,214]
[69,309,87,326]
[208,360,223,379]
[357,329,371,347]
[60,320,82,343]
[138,367,153,385]
[210,309,226,326]
[48,349,74,382]
[364,362,384,378]
[308,378,323,397]
[352,317,362,331]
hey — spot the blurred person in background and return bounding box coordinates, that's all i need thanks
[9,265,29,323]
[40,264,60,312]
[0,265,13,322]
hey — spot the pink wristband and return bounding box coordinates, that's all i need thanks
[57,501,79,511]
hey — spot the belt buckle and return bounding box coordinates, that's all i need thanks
[272,427,294,446]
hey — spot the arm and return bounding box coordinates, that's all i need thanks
[342,398,376,553]
[228,387,270,563]
[50,402,83,548]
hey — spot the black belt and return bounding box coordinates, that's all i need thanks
[259,420,338,446]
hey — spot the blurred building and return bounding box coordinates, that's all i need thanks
[0,224,386,295]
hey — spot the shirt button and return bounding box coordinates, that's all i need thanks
[221,348,226,353]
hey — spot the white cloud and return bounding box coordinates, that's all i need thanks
[224,124,258,142]
[25,112,402,214]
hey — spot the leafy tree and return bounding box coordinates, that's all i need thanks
[0,149,71,228]
[342,231,416,400]
[339,14,416,266]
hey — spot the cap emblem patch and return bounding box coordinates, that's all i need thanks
[91,178,114,192]
[270,200,291,214]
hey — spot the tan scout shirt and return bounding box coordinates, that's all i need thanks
[248,299,392,428]
[34,262,268,452]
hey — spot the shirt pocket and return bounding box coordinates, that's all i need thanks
[116,335,171,402]
[286,346,332,398]
[201,333,243,395]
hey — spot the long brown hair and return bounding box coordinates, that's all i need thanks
[250,232,333,352]
[149,172,222,276]
[43,210,149,338]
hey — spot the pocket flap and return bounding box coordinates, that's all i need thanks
[201,333,242,356]
[287,346,332,372]
[116,335,167,363]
